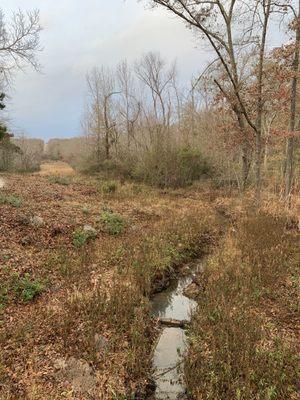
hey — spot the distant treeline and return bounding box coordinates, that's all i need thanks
[0,137,44,172]
[45,137,86,164]
[0,136,86,173]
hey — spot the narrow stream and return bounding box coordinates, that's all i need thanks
[151,263,200,399]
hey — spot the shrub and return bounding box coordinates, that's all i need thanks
[73,230,89,247]
[177,146,212,181]
[13,274,43,302]
[100,211,126,235]
[131,145,213,188]
[101,159,118,172]
[0,287,8,309]
[101,180,118,194]
[0,194,9,204]
[73,227,97,247]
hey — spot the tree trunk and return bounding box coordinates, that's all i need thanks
[104,95,111,160]
[158,318,190,329]
[255,133,262,200]
[242,142,251,191]
[255,0,271,204]
[105,128,110,160]
[285,6,300,208]
[236,111,251,191]
[285,137,295,206]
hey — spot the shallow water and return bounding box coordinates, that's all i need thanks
[153,328,187,400]
[152,268,198,399]
[152,275,197,321]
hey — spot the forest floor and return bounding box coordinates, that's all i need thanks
[0,163,299,399]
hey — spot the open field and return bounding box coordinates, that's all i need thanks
[0,168,224,399]
[0,165,299,399]
[38,161,76,176]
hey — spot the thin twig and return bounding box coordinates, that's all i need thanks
[153,360,184,378]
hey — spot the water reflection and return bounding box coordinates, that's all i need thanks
[153,328,187,400]
[152,275,197,321]
[152,267,199,399]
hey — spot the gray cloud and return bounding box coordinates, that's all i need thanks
[2,1,284,140]
[1,0,209,140]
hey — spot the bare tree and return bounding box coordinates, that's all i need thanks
[84,67,120,166]
[135,52,176,127]
[0,6,41,167]
[0,8,42,85]
[147,0,274,197]
[103,90,120,159]
[117,60,141,148]
[254,0,272,201]
[284,1,300,207]
[85,69,103,168]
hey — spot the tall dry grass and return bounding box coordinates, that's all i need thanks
[185,212,299,400]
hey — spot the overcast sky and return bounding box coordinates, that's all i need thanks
[1,1,286,141]
[1,0,211,141]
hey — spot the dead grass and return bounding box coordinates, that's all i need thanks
[2,167,297,399]
[38,161,76,176]
[185,212,300,400]
[0,170,221,399]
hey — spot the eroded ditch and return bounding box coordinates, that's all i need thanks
[151,261,203,399]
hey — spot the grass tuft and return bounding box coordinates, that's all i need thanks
[100,211,126,235]
[0,194,22,207]
[13,274,43,302]
[48,175,72,186]
[73,227,97,247]
[101,180,118,194]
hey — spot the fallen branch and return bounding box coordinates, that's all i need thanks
[158,318,190,328]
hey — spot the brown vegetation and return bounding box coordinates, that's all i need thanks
[0,170,221,399]
[0,1,299,399]
[185,211,300,399]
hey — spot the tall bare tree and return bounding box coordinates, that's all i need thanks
[147,0,273,197]
[117,60,141,148]
[135,52,176,128]
[0,8,42,85]
[254,0,272,201]
[85,67,120,166]
[0,6,41,161]
[284,1,300,207]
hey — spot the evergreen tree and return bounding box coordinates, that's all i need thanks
[0,93,7,141]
